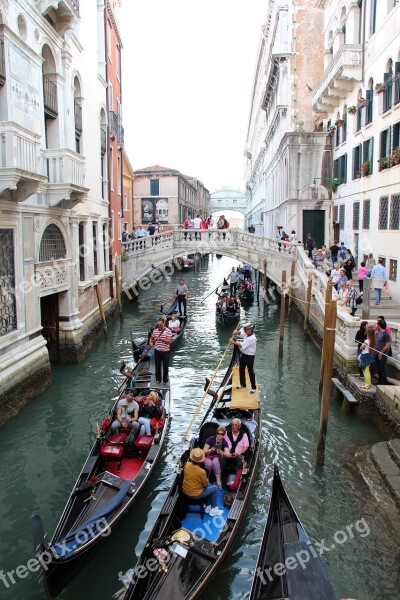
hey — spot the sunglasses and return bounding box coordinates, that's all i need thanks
[216,431,224,435]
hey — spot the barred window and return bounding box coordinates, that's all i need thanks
[390,194,400,229]
[353,201,360,229]
[379,256,386,267]
[389,259,397,282]
[333,205,338,222]
[363,199,370,229]
[339,205,345,229]
[0,229,17,337]
[379,196,389,229]
[39,225,66,262]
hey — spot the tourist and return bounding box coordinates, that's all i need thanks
[182,448,223,517]
[136,225,148,238]
[344,258,355,280]
[355,321,368,377]
[370,258,388,305]
[168,311,180,333]
[375,319,391,385]
[330,241,340,264]
[337,269,348,292]
[175,278,188,317]
[339,242,347,262]
[330,263,341,288]
[149,318,172,384]
[357,261,368,292]
[148,222,156,236]
[346,280,358,316]
[359,326,376,390]
[230,323,257,393]
[366,253,375,277]
[248,224,255,233]
[111,392,140,435]
[192,214,202,240]
[220,419,250,474]
[304,233,315,259]
[138,391,162,435]
[203,426,230,489]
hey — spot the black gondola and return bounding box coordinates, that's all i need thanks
[215,282,240,327]
[32,352,171,599]
[249,465,335,600]
[132,299,187,360]
[119,345,260,600]
[238,279,255,302]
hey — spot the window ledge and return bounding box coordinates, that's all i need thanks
[382,108,392,118]
[364,122,373,129]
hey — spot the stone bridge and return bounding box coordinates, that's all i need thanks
[120,229,400,376]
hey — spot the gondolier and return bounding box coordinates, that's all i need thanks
[230,323,257,393]
[175,278,188,316]
[150,318,172,384]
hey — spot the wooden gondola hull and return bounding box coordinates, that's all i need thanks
[216,310,240,326]
[249,466,335,600]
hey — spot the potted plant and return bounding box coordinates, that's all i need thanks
[335,119,344,127]
[348,105,357,115]
[375,83,385,94]
[357,96,366,108]
[391,147,400,166]
[121,253,129,262]
[378,156,389,172]
[361,160,370,176]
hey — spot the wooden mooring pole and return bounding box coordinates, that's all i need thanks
[95,283,108,339]
[304,272,312,331]
[316,299,337,466]
[263,259,267,299]
[278,270,286,358]
[289,259,295,308]
[319,279,333,390]
[115,263,123,319]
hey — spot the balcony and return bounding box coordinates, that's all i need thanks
[312,44,362,112]
[109,110,124,147]
[0,122,46,202]
[37,1,79,35]
[43,148,88,208]
[35,260,70,296]
[43,76,58,119]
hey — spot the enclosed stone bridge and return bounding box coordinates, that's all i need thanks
[209,188,247,215]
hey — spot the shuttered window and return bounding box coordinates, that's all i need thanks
[379,196,389,229]
[390,194,400,229]
[339,205,345,229]
[362,199,370,229]
[353,202,360,230]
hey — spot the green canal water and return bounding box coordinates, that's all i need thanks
[0,255,399,600]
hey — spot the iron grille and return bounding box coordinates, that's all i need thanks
[363,199,370,229]
[379,196,389,229]
[390,194,400,229]
[339,205,345,229]
[353,201,360,230]
[389,259,398,282]
[39,225,66,262]
[0,229,17,337]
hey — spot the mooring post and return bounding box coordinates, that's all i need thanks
[316,299,337,466]
[278,270,286,358]
[289,259,295,307]
[263,259,267,300]
[362,277,371,320]
[95,283,108,338]
[319,279,333,390]
[304,272,312,331]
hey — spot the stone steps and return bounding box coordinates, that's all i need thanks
[370,440,400,506]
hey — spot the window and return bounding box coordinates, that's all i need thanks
[370,0,377,36]
[339,205,345,229]
[389,259,398,282]
[380,128,391,159]
[117,154,121,196]
[0,229,17,336]
[366,88,373,124]
[395,62,400,106]
[333,154,347,184]
[362,199,370,229]
[342,110,347,143]
[93,222,98,276]
[356,104,362,132]
[379,196,389,229]
[39,225,66,261]
[383,61,393,112]
[333,205,339,222]
[150,179,159,196]
[393,121,400,152]
[390,194,400,229]
[353,144,362,179]
[79,222,86,281]
[110,146,113,191]
[73,76,83,154]
[353,202,360,229]
[362,138,373,175]
[103,224,108,271]
[357,0,363,44]
[156,199,168,222]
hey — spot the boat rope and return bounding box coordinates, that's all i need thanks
[181,325,240,442]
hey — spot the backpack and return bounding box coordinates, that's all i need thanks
[224,219,229,228]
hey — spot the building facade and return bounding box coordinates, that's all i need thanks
[0,0,125,417]
[312,0,400,298]
[133,165,210,229]
[245,0,331,246]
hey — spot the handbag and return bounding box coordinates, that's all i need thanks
[356,295,363,305]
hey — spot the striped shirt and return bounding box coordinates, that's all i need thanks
[151,327,172,352]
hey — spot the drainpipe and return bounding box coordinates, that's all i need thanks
[361,0,366,85]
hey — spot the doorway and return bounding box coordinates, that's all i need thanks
[302,210,325,248]
[40,294,60,362]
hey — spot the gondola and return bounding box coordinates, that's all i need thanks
[132,299,187,360]
[249,465,335,600]
[119,345,260,600]
[215,282,240,327]
[32,351,171,599]
[177,254,196,271]
[237,280,255,302]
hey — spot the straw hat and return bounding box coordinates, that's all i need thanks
[190,447,205,464]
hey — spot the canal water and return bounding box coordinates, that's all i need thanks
[0,255,399,600]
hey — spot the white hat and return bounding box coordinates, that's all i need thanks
[243,322,253,329]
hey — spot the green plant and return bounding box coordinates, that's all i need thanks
[121,253,129,262]
[335,119,344,127]
[361,160,370,176]
[378,156,389,171]
[357,96,366,105]
[330,181,338,193]
[375,83,384,93]
[348,105,357,114]
[391,147,400,166]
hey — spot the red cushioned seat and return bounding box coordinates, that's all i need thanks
[134,434,153,450]
[107,434,127,445]
[118,427,132,435]
[100,444,124,460]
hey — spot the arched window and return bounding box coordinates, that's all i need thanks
[74,75,83,153]
[42,44,59,149]
[384,59,393,112]
[156,199,168,222]
[39,225,66,262]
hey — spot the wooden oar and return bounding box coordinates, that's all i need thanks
[201,279,227,302]
[182,320,241,442]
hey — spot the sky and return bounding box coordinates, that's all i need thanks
[118,0,266,193]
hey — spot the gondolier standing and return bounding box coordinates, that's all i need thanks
[150,318,172,384]
[175,278,188,316]
[230,323,257,393]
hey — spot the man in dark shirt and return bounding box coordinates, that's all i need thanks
[304,233,315,259]
[148,223,156,235]
[375,319,391,385]
[330,241,340,263]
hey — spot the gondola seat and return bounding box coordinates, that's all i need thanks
[107,434,127,444]
[180,494,205,520]
[197,422,219,449]
[100,443,123,472]
[134,434,153,450]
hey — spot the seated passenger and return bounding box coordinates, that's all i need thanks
[168,311,180,333]
[220,418,250,473]
[111,391,140,435]
[138,391,162,435]
[203,426,230,489]
[226,301,236,313]
[182,448,223,516]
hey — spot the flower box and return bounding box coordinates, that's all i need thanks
[347,106,357,115]
[357,97,366,108]
[335,119,344,127]
[391,147,400,166]
[375,83,385,94]
[378,157,389,172]
[361,160,370,176]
